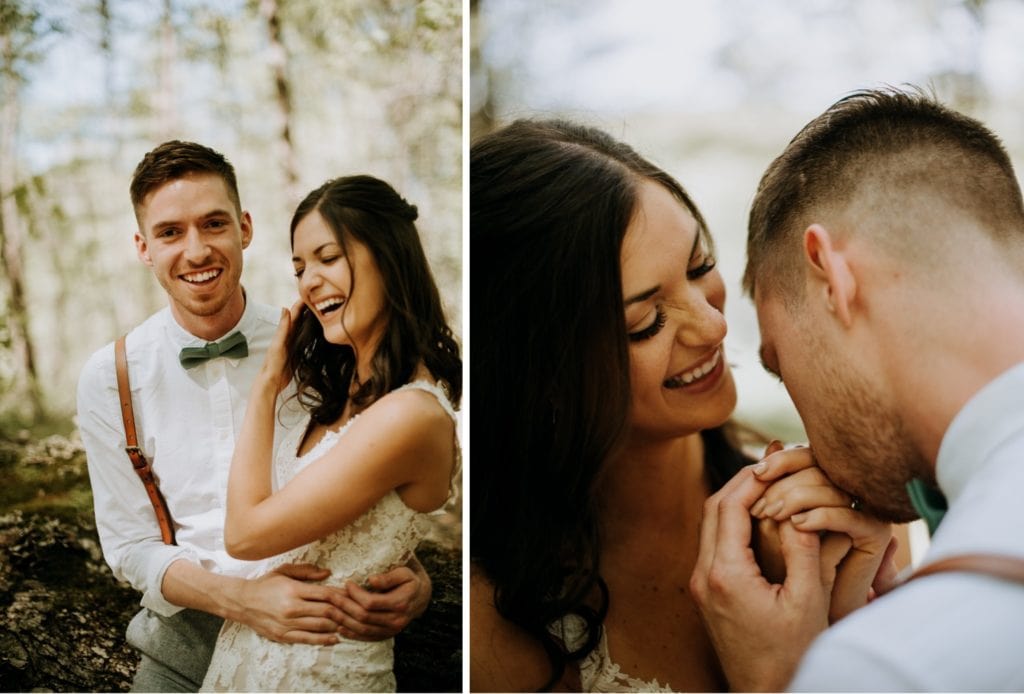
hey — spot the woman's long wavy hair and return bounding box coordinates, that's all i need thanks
[470,119,748,689]
[286,175,461,424]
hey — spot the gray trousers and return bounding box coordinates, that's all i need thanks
[126,607,224,692]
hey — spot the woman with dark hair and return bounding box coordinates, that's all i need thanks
[200,175,461,692]
[469,120,894,692]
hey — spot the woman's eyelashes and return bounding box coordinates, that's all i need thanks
[627,248,716,343]
[292,254,341,279]
[687,254,716,280]
[628,306,667,342]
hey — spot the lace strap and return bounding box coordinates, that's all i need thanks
[396,379,458,420]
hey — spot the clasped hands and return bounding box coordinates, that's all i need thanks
[689,443,899,692]
[240,560,431,645]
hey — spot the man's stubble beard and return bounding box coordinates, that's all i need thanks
[806,359,931,524]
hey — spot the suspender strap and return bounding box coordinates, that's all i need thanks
[115,335,176,545]
[907,553,1024,585]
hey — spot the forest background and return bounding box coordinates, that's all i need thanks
[1,0,462,690]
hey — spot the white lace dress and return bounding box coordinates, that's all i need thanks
[201,381,458,692]
[548,615,674,692]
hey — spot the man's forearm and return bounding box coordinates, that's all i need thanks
[160,558,352,646]
[160,558,247,621]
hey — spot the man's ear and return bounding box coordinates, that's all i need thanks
[803,224,855,327]
[134,231,154,267]
[240,211,253,250]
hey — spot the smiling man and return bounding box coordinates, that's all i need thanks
[77,141,430,692]
[690,89,1024,691]
[133,169,251,341]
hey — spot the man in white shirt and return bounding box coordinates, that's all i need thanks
[689,88,1024,690]
[77,141,431,691]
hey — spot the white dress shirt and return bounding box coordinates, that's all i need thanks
[77,298,300,617]
[789,361,1024,691]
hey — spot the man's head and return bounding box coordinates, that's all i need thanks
[745,87,1024,302]
[131,141,252,340]
[746,88,1024,521]
[130,140,242,223]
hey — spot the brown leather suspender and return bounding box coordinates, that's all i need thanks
[907,553,1024,585]
[114,335,177,545]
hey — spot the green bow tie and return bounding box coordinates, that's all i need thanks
[906,477,948,536]
[179,331,249,369]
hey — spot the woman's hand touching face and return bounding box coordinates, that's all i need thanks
[259,300,305,396]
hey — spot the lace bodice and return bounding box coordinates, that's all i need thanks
[201,380,458,692]
[548,615,674,693]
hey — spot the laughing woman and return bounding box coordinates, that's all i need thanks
[469,120,894,692]
[200,175,461,692]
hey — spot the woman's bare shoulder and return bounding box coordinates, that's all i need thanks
[341,384,454,466]
[470,565,556,692]
[361,384,454,430]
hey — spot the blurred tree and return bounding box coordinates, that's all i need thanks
[469,0,494,138]
[257,0,300,207]
[0,0,61,419]
[469,0,610,140]
[156,0,180,138]
[3,0,461,419]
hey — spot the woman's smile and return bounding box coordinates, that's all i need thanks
[664,347,724,391]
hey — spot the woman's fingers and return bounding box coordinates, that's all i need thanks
[751,466,852,520]
[789,507,891,553]
[752,444,816,482]
[261,300,306,391]
[746,446,895,625]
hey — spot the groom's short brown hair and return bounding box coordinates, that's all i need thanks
[130,140,241,226]
[744,87,1024,304]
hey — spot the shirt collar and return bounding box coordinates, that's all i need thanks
[162,288,254,351]
[936,361,1024,505]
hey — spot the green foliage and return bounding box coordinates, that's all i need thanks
[0,424,90,519]
[0,0,64,80]
[11,174,55,242]
[0,411,74,440]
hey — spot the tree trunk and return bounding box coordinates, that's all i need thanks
[0,33,43,420]
[155,0,179,139]
[259,0,300,208]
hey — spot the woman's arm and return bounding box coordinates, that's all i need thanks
[224,305,455,560]
[226,386,453,560]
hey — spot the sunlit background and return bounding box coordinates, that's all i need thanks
[471,0,1024,449]
[1,0,461,422]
